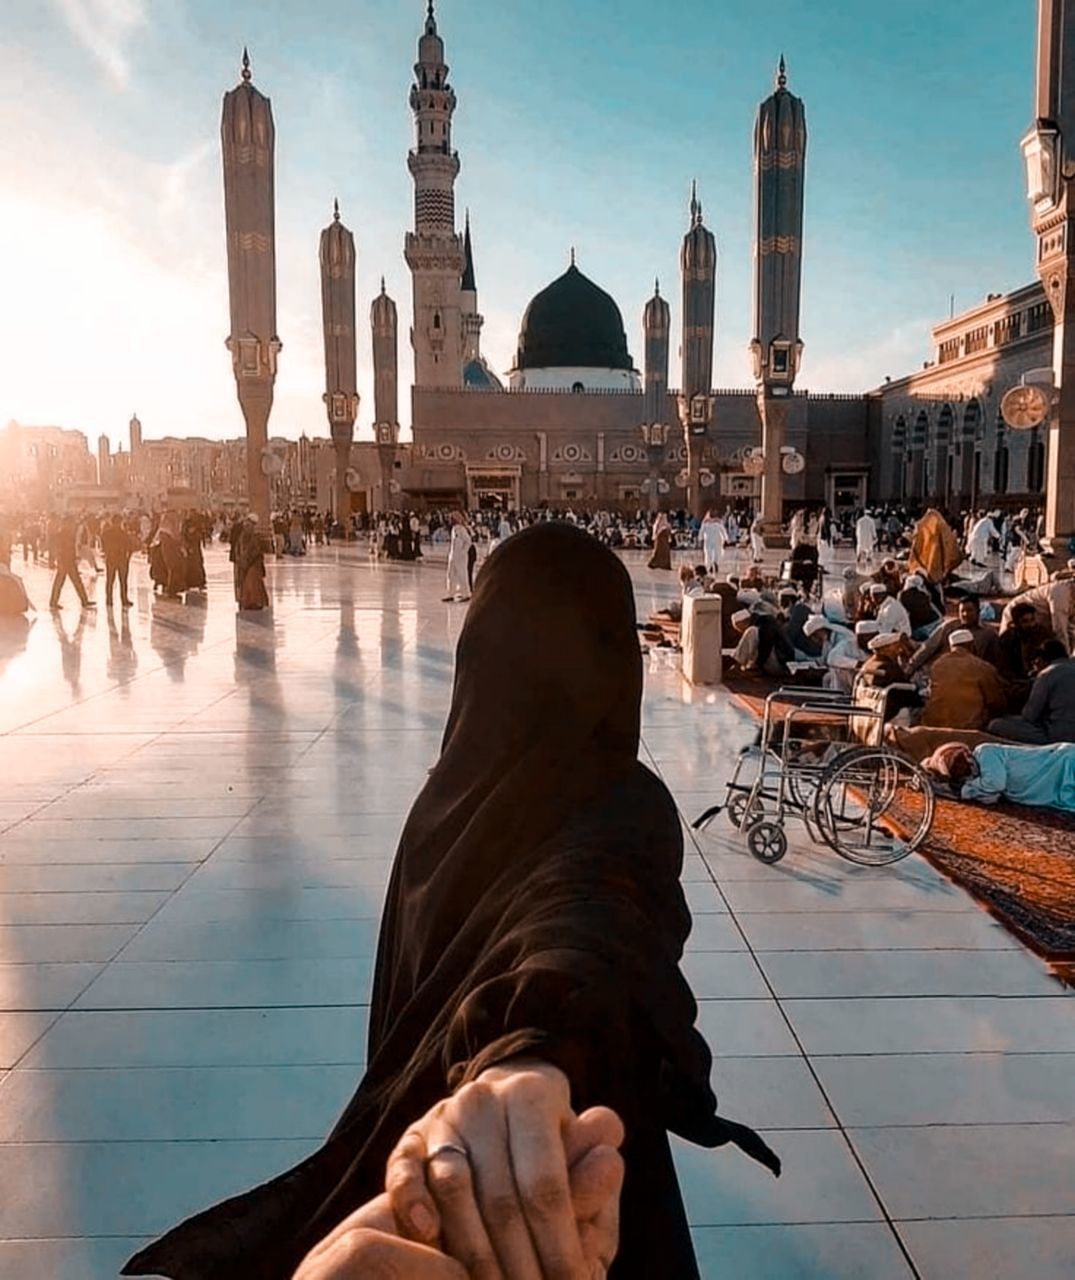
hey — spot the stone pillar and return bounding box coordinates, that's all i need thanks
[758,394,787,528]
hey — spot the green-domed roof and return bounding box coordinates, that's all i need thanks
[512,264,635,373]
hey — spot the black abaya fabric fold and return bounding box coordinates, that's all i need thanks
[123,523,778,1280]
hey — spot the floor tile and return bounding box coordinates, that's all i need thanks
[0,924,138,963]
[673,1129,881,1225]
[73,957,374,1009]
[0,891,171,925]
[743,910,1018,952]
[21,1007,368,1068]
[0,1012,60,1068]
[850,1124,1075,1219]
[758,948,1058,998]
[0,964,103,1012]
[121,916,382,962]
[784,996,1075,1055]
[0,1064,357,1141]
[899,1216,1075,1280]
[696,1000,802,1057]
[681,951,771,999]
[712,1057,836,1130]
[814,1053,1075,1127]
[0,1237,151,1280]
[0,862,195,893]
[0,1139,316,1236]
[691,1223,914,1279]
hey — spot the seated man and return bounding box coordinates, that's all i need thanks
[907,596,1000,676]
[858,631,912,688]
[919,628,1007,731]
[854,619,880,655]
[898,572,942,640]
[999,577,1074,654]
[868,582,912,636]
[988,640,1075,744]
[730,607,793,677]
[803,613,860,693]
[783,588,823,659]
[923,740,1075,813]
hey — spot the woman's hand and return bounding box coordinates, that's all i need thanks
[386,1057,624,1279]
[291,1193,467,1280]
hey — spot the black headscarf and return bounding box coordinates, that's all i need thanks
[124,522,777,1280]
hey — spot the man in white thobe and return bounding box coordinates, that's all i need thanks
[443,512,472,602]
[855,511,878,566]
[966,512,999,567]
[700,512,725,575]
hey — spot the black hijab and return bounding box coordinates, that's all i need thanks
[124,522,777,1280]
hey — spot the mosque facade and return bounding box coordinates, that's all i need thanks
[368,4,1052,519]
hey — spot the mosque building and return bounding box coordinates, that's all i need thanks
[367,3,1053,518]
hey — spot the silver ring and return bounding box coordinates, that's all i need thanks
[427,1142,469,1163]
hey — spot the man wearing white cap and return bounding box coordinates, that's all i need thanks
[869,582,912,637]
[999,577,1074,655]
[803,613,860,693]
[854,618,880,655]
[730,606,793,676]
[919,627,1007,731]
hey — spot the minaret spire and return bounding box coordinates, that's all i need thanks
[241,46,251,83]
[777,54,787,89]
[333,197,340,222]
[690,179,701,227]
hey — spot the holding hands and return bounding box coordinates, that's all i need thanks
[293,1058,624,1279]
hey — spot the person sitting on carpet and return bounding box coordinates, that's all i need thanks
[898,572,942,640]
[919,628,1007,731]
[999,577,1074,654]
[854,618,880,656]
[867,581,912,637]
[729,608,793,677]
[907,597,1001,676]
[783,589,823,660]
[858,631,912,688]
[802,613,860,693]
[923,740,1075,813]
[988,640,1075,745]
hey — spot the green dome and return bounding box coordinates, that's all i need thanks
[513,264,635,372]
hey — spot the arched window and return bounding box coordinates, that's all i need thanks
[432,311,441,330]
[571,381,585,394]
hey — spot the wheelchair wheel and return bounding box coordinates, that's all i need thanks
[727,792,750,830]
[813,746,934,866]
[746,820,788,865]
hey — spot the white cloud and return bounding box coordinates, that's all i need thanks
[799,319,933,395]
[52,0,147,90]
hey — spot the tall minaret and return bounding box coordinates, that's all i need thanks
[404,1,465,389]
[371,279,400,511]
[679,183,717,516]
[1020,0,1075,543]
[319,199,359,527]
[642,280,672,512]
[751,55,807,535]
[221,48,281,527]
[460,211,483,365]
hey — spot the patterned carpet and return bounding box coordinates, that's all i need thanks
[723,674,1075,963]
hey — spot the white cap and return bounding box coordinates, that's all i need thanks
[738,589,761,605]
[948,628,975,647]
[905,573,924,588]
[868,632,903,651]
[802,614,830,637]
[731,609,752,626]
[854,620,880,636]
[868,583,888,597]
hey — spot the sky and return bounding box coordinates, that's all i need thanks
[0,0,1040,449]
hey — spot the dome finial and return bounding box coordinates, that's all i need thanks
[690,180,703,228]
[425,0,436,33]
[333,197,340,222]
[241,46,251,83]
[570,245,576,267]
[777,53,787,89]
[380,275,386,294]
[654,276,660,296]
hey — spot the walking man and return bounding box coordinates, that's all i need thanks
[48,515,94,611]
[101,514,134,609]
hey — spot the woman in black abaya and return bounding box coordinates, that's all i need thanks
[124,522,778,1280]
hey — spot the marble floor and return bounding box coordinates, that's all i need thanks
[0,543,1072,1280]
